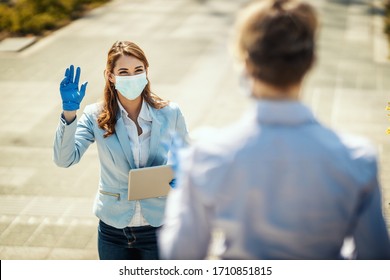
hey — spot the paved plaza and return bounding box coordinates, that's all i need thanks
[0,0,389,259]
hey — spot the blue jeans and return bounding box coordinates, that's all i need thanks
[98,220,160,260]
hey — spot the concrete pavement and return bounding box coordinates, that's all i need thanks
[0,0,389,259]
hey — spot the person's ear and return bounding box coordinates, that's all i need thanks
[104,70,115,84]
[244,58,256,77]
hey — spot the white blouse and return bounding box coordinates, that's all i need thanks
[118,100,152,227]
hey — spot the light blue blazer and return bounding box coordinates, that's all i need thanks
[53,101,188,228]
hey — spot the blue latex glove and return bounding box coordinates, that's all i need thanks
[169,178,176,188]
[60,65,88,111]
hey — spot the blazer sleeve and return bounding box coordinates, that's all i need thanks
[166,104,189,168]
[175,106,189,144]
[53,107,95,168]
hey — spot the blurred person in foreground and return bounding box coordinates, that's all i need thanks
[158,0,390,259]
[53,41,188,259]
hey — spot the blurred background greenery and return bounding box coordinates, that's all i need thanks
[386,0,390,50]
[0,0,390,55]
[0,0,110,39]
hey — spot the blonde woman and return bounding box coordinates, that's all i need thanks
[54,41,188,259]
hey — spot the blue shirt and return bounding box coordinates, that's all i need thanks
[159,100,390,259]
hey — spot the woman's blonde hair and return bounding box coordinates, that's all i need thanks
[97,41,168,137]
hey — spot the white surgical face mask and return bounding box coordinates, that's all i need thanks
[115,72,148,100]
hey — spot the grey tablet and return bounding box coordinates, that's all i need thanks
[128,165,174,200]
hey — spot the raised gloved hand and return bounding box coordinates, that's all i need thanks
[60,65,88,111]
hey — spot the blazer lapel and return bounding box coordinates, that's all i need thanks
[146,108,162,166]
[115,118,136,169]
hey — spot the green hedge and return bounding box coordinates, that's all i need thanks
[0,0,110,36]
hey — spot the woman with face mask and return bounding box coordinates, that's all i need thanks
[53,41,188,260]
